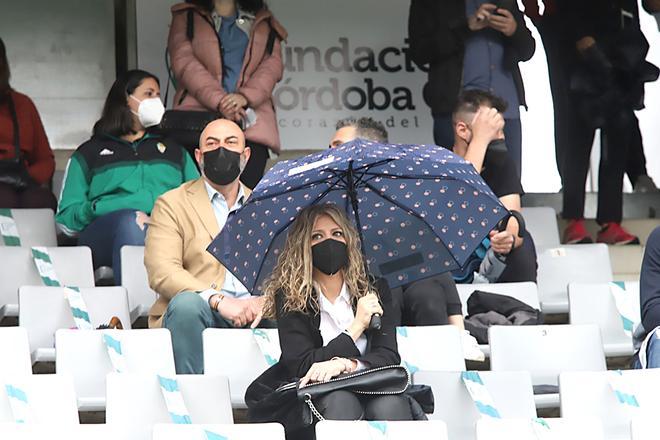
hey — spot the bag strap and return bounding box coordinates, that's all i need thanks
[266,17,277,56]
[186,8,195,40]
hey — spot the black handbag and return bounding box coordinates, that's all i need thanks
[158,108,220,152]
[0,94,33,190]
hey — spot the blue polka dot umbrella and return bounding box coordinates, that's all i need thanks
[207,139,508,294]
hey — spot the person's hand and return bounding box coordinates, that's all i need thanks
[300,359,346,386]
[218,94,248,121]
[350,293,383,333]
[488,8,517,37]
[249,296,266,329]
[471,107,505,145]
[576,36,596,53]
[215,295,255,327]
[489,229,515,255]
[135,211,150,231]
[468,3,497,31]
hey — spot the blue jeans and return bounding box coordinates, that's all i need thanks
[78,209,147,285]
[634,331,660,369]
[433,115,522,178]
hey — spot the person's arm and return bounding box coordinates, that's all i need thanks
[24,97,54,185]
[55,153,94,235]
[144,195,210,301]
[237,22,285,109]
[168,11,226,111]
[499,193,523,248]
[407,0,469,68]
[504,5,536,62]
[641,228,660,332]
[181,150,201,182]
[464,108,505,173]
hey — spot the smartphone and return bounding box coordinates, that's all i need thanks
[493,0,516,11]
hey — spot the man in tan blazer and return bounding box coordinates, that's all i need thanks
[145,119,265,374]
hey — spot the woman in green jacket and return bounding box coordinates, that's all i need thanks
[56,70,199,284]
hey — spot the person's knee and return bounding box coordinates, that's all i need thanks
[364,395,411,421]
[164,292,209,326]
[0,184,20,208]
[113,209,147,245]
[316,390,363,420]
[19,186,57,210]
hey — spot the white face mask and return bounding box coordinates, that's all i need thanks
[130,95,165,128]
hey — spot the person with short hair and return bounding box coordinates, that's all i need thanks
[635,226,660,369]
[451,89,537,283]
[329,117,388,148]
[0,37,57,210]
[145,118,268,374]
[56,70,199,285]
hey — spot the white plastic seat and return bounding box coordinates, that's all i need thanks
[153,423,285,440]
[631,418,655,440]
[0,327,32,375]
[490,325,606,409]
[120,246,158,322]
[0,374,78,424]
[0,208,57,247]
[107,373,233,440]
[0,246,94,319]
[0,423,119,439]
[560,369,660,440]
[19,286,132,363]
[520,207,560,251]
[476,417,604,440]
[568,282,641,357]
[413,371,536,440]
[316,420,449,440]
[396,325,466,371]
[55,328,175,411]
[203,328,280,408]
[537,244,613,313]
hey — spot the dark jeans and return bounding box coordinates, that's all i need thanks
[433,115,522,178]
[78,209,147,285]
[0,182,57,210]
[240,141,270,189]
[390,272,462,326]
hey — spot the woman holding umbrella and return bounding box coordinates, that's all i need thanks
[248,204,414,439]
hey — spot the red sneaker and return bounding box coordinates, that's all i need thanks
[562,219,594,244]
[596,223,640,246]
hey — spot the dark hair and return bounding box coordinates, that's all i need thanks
[186,0,265,14]
[0,37,10,98]
[335,116,389,143]
[452,89,508,123]
[93,69,159,137]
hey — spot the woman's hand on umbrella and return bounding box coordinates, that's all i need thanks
[300,359,347,386]
[352,293,383,332]
[489,229,515,255]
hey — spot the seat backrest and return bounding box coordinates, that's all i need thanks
[55,328,175,411]
[0,374,79,424]
[0,327,32,375]
[0,423,119,439]
[1,209,57,247]
[631,417,655,440]
[396,326,465,371]
[476,417,604,440]
[413,371,536,440]
[19,286,132,362]
[120,246,157,320]
[106,374,233,440]
[152,423,285,440]
[316,420,449,440]
[490,325,606,386]
[560,369,660,440]
[456,282,540,316]
[537,244,613,313]
[520,207,560,251]
[203,328,279,408]
[0,246,94,317]
[568,282,640,356]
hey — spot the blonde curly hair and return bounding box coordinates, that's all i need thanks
[262,204,373,318]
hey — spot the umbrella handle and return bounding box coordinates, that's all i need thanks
[496,210,527,238]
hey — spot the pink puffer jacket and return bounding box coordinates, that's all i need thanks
[168,3,287,153]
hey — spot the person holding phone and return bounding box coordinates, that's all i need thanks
[408,0,535,177]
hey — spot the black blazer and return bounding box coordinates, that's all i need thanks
[276,277,400,379]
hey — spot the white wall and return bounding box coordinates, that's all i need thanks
[1,0,116,151]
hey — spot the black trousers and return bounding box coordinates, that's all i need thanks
[498,232,538,284]
[390,272,462,326]
[0,182,57,210]
[240,141,270,189]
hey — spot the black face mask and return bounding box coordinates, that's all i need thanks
[203,148,242,186]
[312,239,348,276]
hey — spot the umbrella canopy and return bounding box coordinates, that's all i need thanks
[207,139,508,294]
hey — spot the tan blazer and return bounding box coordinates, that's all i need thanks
[145,177,251,328]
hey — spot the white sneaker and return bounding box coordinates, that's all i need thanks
[462,330,485,362]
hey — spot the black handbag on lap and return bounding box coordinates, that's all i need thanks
[158,108,220,151]
[0,94,32,190]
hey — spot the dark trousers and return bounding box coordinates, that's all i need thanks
[390,272,462,326]
[78,209,147,285]
[433,115,522,178]
[498,232,538,283]
[0,183,57,210]
[240,141,270,189]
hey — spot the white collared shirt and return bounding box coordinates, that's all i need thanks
[318,283,367,356]
[200,181,251,303]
